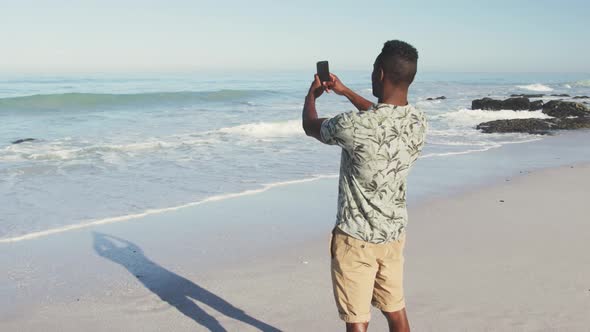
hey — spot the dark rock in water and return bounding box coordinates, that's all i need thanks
[476,119,554,134]
[542,100,589,117]
[472,97,502,110]
[477,116,590,134]
[550,94,570,97]
[504,97,533,111]
[573,95,589,99]
[510,93,544,98]
[11,138,36,144]
[426,96,446,101]
[530,100,544,111]
[472,97,530,111]
[551,116,590,130]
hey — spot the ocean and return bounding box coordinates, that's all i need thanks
[1,71,590,242]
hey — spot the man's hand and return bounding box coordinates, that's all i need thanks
[303,74,328,141]
[325,73,374,112]
[325,73,349,96]
[308,74,327,99]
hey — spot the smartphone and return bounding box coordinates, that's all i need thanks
[316,61,331,82]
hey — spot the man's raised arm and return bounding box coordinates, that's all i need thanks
[302,74,328,142]
[327,73,374,111]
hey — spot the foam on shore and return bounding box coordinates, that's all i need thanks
[0,174,337,244]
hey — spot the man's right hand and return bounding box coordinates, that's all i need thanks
[325,73,374,112]
[324,73,349,96]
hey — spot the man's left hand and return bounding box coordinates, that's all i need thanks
[308,74,328,99]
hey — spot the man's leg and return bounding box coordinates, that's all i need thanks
[330,228,377,329]
[372,233,408,332]
[345,321,369,332]
[381,308,410,332]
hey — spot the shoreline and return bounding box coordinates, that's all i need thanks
[0,174,339,244]
[1,161,590,331]
[4,128,590,244]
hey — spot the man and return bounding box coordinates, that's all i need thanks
[301,40,427,332]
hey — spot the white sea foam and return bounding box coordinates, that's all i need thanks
[434,109,551,128]
[1,136,219,162]
[571,79,590,87]
[420,146,500,158]
[427,128,482,137]
[416,100,442,107]
[3,142,153,162]
[218,120,304,138]
[427,140,491,146]
[0,174,338,243]
[516,83,553,92]
[2,119,307,162]
[420,137,542,158]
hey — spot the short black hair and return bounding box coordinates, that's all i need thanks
[376,40,418,86]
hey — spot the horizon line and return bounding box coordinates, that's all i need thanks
[1,69,589,76]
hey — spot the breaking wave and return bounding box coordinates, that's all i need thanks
[516,83,553,92]
[218,120,303,138]
[0,90,277,111]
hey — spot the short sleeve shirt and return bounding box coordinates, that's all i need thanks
[320,103,427,243]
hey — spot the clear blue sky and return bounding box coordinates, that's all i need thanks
[2,0,588,73]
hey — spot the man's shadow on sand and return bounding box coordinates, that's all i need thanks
[92,232,281,332]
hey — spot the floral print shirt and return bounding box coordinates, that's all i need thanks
[320,103,427,243]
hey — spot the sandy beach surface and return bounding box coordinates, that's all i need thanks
[1,163,589,331]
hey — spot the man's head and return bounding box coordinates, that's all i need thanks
[372,40,418,99]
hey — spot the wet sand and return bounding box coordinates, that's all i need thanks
[1,163,589,331]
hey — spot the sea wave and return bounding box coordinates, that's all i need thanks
[1,136,218,162]
[569,79,590,87]
[516,83,553,92]
[415,99,443,107]
[3,112,547,163]
[0,90,277,111]
[218,120,303,138]
[434,109,551,127]
[1,119,304,162]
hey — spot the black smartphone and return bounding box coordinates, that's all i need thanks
[316,61,331,82]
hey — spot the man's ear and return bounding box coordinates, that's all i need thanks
[379,67,385,83]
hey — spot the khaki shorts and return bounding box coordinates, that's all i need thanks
[329,226,406,323]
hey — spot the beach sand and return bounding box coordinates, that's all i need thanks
[1,163,589,331]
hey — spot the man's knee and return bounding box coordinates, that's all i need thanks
[381,309,403,319]
[381,308,410,332]
[345,321,369,332]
